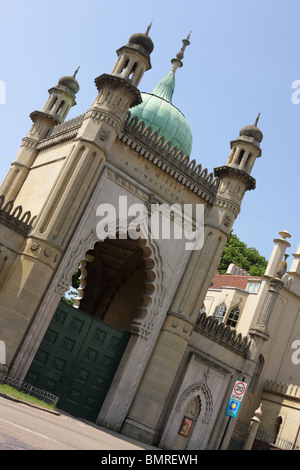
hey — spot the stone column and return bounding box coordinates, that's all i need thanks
[255,276,284,335]
[249,253,288,357]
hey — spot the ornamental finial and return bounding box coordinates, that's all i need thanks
[145,21,152,35]
[171,31,191,73]
[254,112,260,127]
[73,66,80,78]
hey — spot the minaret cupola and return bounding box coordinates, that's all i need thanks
[39,67,80,123]
[110,23,154,87]
[27,68,80,142]
[226,113,263,177]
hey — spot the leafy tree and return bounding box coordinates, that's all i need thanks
[62,265,81,306]
[217,231,267,276]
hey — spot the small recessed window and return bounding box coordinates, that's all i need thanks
[246,281,261,294]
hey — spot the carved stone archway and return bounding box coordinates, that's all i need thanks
[10,217,165,432]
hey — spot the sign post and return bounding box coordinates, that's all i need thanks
[225,380,247,418]
[219,379,247,449]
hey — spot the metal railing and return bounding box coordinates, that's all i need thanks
[228,419,299,451]
[0,374,59,408]
[256,429,300,451]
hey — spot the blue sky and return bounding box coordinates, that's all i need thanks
[0,0,300,266]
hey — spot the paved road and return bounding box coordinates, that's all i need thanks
[0,396,153,450]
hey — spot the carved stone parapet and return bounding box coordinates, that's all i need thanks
[0,195,36,234]
[29,110,61,125]
[94,73,142,108]
[196,312,251,357]
[214,165,256,191]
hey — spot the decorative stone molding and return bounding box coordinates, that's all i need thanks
[94,73,142,108]
[164,311,195,340]
[214,165,256,191]
[20,137,39,149]
[23,238,61,268]
[37,128,79,150]
[83,109,122,135]
[214,196,240,217]
[196,311,251,357]
[176,377,213,425]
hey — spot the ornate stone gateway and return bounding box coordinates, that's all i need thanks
[25,300,130,422]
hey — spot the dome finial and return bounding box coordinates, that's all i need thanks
[145,21,152,36]
[254,112,260,127]
[171,32,191,73]
[73,66,80,79]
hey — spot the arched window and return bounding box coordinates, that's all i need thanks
[273,416,282,444]
[56,100,65,115]
[237,149,245,165]
[226,305,240,328]
[214,303,227,323]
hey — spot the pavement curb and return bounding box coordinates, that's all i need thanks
[0,392,61,415]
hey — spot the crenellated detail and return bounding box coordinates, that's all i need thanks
[264,379,300,398]
[196,311,251,356]
[123,112,219,193]
[0,195,36,232]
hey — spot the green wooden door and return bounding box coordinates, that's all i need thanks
[25,301,130,422]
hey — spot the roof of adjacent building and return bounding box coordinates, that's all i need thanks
[209,273,262,291]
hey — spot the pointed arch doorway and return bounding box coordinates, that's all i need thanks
[25,236,148,422]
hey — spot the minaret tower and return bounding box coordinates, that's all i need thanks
[214,114,263,225]
[38,67,80,124]
[0,70,80,201]
[76,25,154,149]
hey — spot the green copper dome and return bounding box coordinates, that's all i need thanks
[130,71,193,156]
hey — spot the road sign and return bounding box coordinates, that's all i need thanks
[225,399,241,418]
[225,381,247,418]
[230,381,247,402]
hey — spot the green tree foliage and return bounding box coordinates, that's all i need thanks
[218,231,267,276]
[62,266,81,306]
